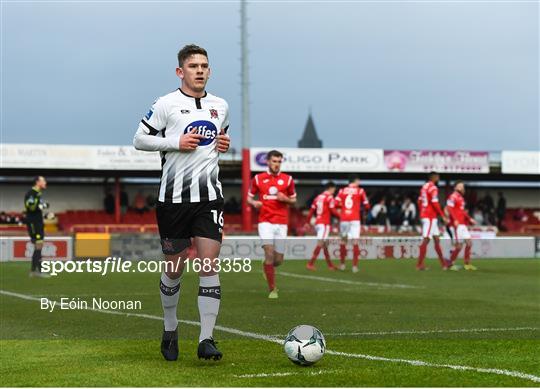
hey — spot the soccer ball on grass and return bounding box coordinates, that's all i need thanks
[283,325,326,366]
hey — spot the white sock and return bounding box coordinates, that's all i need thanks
[198,274,221,342]
[160,272,180,331]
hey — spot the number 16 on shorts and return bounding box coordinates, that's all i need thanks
[211,210,224,227]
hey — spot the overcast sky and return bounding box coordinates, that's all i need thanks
[1,1,538,151]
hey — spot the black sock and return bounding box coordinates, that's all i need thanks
[32,249,42,272]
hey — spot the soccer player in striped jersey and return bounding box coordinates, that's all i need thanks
[445,181,477,270]
[305,182,339,271]
[416,172,450,270]
[133,44,230,362]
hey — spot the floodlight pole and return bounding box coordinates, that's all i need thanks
[240,0,252,232]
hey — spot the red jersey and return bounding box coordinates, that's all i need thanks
[249,171,296,224]
[419,181,444,219]
[307,191,336,225]
[446,191,471,225]
[335,184,369,222]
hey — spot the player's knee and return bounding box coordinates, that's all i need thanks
[273,253,284,266]
[263,246,274,261]
[163,255,186,278]
[164,262,184,279]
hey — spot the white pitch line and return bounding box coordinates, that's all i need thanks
[326,349,540,383]
[236,372,295,378]
[323,327,540,336]
[278,271,422,289]
[2,289,539,384]
[235,369,335,379]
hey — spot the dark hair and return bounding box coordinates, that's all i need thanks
[349,174,360,183]
[33,176,42,184]
[177,44,208,67]
[454,180,464,187]
[266,150,283,160]
[428,171,439,179]
[325,181,336,189]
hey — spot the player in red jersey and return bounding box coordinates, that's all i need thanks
[247,150,296,299]
[334,176,370,273]
[417,171,450,270]
[445,181,477,271]
[305,181,339,271]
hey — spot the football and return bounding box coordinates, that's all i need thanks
[283,325,326,366]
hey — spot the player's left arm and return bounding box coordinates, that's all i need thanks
[430,188,447,221]
[24,195,38,211]
[464,206,476,225]
[329,198,340,218]
[445,199,458,226]
[361,190,370,210]
[277,176,297,204]
[305,204,316,227]
[216,101,230,153]
[24,192,39,212]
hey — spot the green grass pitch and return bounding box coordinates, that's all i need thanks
[1,259,539,386]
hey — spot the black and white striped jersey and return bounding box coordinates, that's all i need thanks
[133,88,229,203]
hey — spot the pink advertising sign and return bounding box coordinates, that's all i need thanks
[384,150,490,173]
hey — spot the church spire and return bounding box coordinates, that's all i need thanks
[298,112,322,148]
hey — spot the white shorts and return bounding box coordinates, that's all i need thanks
[421,218,440,238]
[452,224,471,243]
[258,222,288,254]
[339,220,361,240]
[315,224,331,240]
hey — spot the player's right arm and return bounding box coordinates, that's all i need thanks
[24,191,39,212]
[306,200,317,224]
[133,99,178,152]
[133,98,203,152]
[246,176,262,209]
[429,186,448,223]
[333,190,343,218]
[445,197,458,226]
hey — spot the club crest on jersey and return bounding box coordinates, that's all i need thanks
[277,179,284,185]
[209,109,219,119]
[184,120,218,146]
